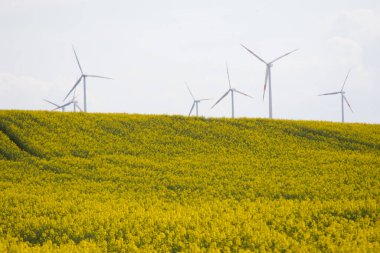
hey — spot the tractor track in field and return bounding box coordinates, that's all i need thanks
[0,121,40,158]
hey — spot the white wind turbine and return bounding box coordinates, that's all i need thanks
[71,89,83,112]
[72,97,82,112]
[211,63,253,118]
[64,46,112,112]
[186,83,210,117]
[319,70,353,123]
[241,44,298,119]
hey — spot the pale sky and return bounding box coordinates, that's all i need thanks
[0,0,379,123]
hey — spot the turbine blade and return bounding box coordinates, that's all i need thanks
[269,48,299,64]
[226,62,232,89]
[62,101,73,107]
[43,99,60,108]
[85,75,113,80]
[234,89,253,99]
[341,69,351,92]
[344,95,354,113]
[263,67,269,100]
[72,45,83,75]
[76,104,83,112]
[188,102,195,116]
[53,105,65,111]
[318,91,341,96]
[240,44,267,64]
[64,76,83,101]
[185,82,195,100]
[73,88,80,100]
[211,90,230,109]
[198,98,212,102]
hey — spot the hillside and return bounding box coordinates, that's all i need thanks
[0,110,379,252]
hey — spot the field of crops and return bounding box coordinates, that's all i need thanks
[0,110,379,252]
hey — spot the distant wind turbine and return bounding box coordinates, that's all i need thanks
[211,63,253,118]
[71,89,83,112]
[72,98,82,112]
[319,70,353,123]
[186,83,210,117]
[241,44,298,119]
[64,46,112,112]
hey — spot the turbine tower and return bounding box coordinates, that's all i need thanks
[319,70,353,123]
[186,83,210,117]
[211,63,253,118]
[241,44,298,119]
[64,46,112,112]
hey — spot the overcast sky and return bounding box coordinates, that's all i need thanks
[0,0,379,123]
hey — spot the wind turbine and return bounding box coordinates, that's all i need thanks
[319,70,353,123]
[71,89,83,112]
[45,88,82,112]
[64,46,112,112]
[72,97,82,112]
[241,44,298,119]
[211,63,253,118]
[186,83,210,117]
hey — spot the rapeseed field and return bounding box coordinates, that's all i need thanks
[0,110,379,252]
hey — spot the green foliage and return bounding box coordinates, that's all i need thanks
[0,110,379,252]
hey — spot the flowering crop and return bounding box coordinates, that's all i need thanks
[0,110,379,252]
